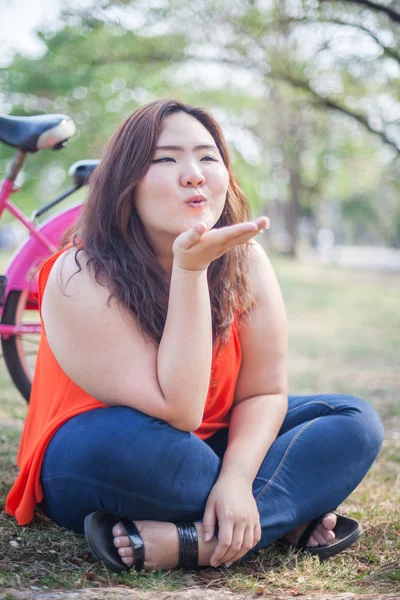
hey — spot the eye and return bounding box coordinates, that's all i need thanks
[201,156,218,162]
[152,157,176,163]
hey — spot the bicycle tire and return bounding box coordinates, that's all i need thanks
[1,290,40,403]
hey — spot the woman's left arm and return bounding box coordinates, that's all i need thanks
[204,240,288,567]
[220,238,288,479]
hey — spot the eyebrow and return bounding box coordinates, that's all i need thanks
[155,144,218,152]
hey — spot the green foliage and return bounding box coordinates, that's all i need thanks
[0,1,399,250]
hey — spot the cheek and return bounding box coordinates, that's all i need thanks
[212,166,229,198]
[138,171,173,198]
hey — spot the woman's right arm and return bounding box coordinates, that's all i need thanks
[42,219,267,432]
[157,263,212,431]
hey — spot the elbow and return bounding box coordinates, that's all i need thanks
[166,407,203,433]
[163,392,206,433]
[172,421,201,433]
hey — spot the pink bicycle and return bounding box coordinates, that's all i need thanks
[0,113,99,402]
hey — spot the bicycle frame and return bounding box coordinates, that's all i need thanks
[0,160,83,339]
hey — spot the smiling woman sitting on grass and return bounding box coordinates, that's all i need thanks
[6,99,384,572]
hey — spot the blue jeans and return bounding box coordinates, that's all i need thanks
[40,394,383,559]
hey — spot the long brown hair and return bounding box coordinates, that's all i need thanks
[61,99,254,345]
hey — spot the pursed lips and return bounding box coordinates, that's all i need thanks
[185,194,207,207]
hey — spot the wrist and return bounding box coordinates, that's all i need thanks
[217,468,253,486]
[172,261,208,275]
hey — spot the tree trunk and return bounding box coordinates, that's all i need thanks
[283,167,302,257]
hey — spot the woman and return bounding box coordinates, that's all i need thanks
[6,99,384,573]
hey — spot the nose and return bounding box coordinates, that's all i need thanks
[180,164,205,187]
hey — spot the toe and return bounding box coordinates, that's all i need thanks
[118,546,134,558]
[322,513,337,530]
[112,523,126,537]
[324,529,336,543]
[311,529,328,546]
[118,546,134,567]
[113,535,132,548]
[307,535,319,547]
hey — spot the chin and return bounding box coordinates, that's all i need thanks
[182,213,219,233]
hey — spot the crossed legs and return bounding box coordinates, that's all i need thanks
[40,394,383,568]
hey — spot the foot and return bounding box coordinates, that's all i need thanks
[284,512,337,548]
[112,520,217,570]
[113,513,337,570]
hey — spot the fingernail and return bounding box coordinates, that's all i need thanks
[204,532,212,542]
[225,562,232,568]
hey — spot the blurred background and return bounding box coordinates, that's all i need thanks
[0,0,399,428]
[1,0,399,268]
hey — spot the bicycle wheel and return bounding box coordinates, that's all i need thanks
[1,290,41,403]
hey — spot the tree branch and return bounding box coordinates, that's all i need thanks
[280,16,400,63]
[270,71,400,152]
[319,0,400,24]
[88,52,399,153]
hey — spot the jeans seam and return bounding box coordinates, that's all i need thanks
[287,400,336,414]
[255,418,321,503]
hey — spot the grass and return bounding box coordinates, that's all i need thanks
[0,251,399,595]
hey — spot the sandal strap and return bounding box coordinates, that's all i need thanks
[120,519,145,571]
[296,516,323,549]
[296,511,338,550]
[174,521,198,569]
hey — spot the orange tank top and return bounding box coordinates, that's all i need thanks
[6,246,242,526]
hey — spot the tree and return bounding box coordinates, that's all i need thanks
[1,1,399,251]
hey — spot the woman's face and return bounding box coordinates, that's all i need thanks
[134,111,229,247]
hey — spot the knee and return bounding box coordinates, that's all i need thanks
[337,394,384,460]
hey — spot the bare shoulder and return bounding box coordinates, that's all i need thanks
[44,247,131,328]
[47,247,111,305]
[246,239,278,299]
[247,238,269,265]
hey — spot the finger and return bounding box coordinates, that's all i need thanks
[175,221,207,250]
[254,216,269,230]
[227,217,268,235]
[207,219,267,248]
[218,523,246,566]
[216,221,258,239]
[254,522,262,546]
[202,502,216,543]
[220,225,266,252]
[224,526,254,566]
[231,223,268,244]
[201,226,257,257]
[210,522,233,567]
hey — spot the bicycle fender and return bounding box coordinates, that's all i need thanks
[4,203,82,297]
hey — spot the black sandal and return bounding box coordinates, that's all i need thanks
[84,512,198,573]
[294,513,363,560]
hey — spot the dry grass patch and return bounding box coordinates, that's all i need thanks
[0,253,399,594]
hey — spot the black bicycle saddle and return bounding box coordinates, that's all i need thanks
[68,159,101,187]
[0,113,76,152]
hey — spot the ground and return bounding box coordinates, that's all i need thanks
[0,252,399,597]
